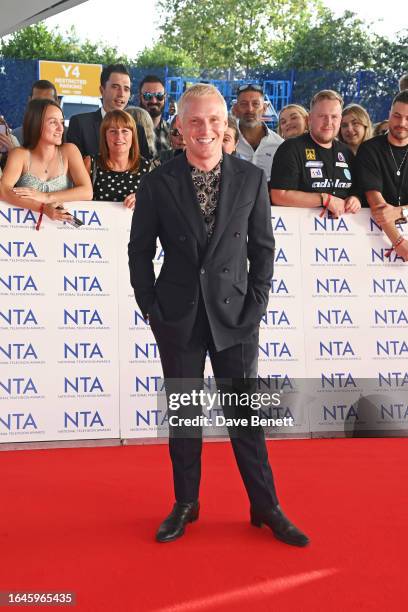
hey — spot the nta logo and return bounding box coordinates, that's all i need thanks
[0,241,37,258]
[63,243,102,259]
[64,411,104,428]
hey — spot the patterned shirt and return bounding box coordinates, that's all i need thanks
[190,158,222,238]
[155,118,171,154]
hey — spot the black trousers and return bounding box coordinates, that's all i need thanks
[152,302,279,510]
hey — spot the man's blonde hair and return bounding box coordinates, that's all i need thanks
[310,89,344,109]
[178,83,228,119]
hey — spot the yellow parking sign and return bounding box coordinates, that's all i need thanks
[39,61,102,97]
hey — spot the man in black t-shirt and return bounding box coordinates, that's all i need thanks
[356,90,408,261]
[270,90,361,217]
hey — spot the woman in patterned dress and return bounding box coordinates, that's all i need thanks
[85,110,151,209]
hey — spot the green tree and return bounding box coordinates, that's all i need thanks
[135,42,199,75]
[373,30,408,75]
[0,23,130,64]
[273,10,377,71]
[157,0,324,72]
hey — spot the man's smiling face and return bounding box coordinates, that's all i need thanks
[100,72,131,112]
[177,95,227,167]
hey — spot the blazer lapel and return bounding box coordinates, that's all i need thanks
[162,154,208,250]
[203,155,246,262]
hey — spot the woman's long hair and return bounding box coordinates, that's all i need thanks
[23,99,63,149]
[99,110,140,173]
[339,104,373,144]
[126,106,156,159]
[277,104,309,138]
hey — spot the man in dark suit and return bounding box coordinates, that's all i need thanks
[66,64,149,159]
[128,84,309,547]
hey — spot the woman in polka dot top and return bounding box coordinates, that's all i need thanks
[85,110,151,209]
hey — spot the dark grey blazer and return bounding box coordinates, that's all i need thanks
[128,152,275,351]
[66,109,149,159]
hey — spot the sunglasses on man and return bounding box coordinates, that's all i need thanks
[237,83,263,94]
[142,92,166,102]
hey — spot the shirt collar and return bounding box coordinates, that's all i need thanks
[189,156,223,174]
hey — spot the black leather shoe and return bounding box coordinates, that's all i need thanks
[250,505,310,547]
[156,501,200,543]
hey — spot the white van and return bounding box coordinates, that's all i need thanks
[60,95,102,126]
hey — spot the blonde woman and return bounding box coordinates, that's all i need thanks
[339,104,373,155]
[278,104,308,139]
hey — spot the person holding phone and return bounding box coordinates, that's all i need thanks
[0,99,92,228]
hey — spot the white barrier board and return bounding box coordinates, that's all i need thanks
[0,202,407,442]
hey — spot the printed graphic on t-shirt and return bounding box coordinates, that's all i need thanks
[305,161,324,168]
[310,168,323,178]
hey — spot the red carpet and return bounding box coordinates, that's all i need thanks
[1,439,407,611]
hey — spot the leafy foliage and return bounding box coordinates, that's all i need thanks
[374,31,408,75]
[156,0,324,71]
[135,43,199,75]
[273,10,376,71]
[155,0,407,76]
[0,23,129,64]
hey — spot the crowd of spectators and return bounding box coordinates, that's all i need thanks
[0,64,407,258]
